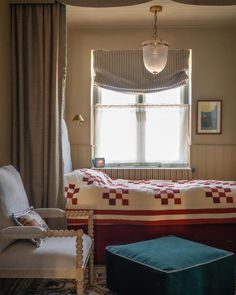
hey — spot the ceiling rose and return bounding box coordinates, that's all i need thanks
[62,0,152,7]
[171,0,236,5]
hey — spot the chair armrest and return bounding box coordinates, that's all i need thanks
[34,209,94,240]
[34,208,66,218]
[66,210,94,240]
[1,226,45,239]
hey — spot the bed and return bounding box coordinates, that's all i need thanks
[64,168,236,263]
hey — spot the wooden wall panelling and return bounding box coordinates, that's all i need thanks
[191,144,236,180]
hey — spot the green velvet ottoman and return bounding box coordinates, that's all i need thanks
[105,236,235,295]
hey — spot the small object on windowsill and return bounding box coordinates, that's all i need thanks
[93,158,105,168]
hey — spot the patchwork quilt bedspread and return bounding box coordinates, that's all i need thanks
[64,168,236,226]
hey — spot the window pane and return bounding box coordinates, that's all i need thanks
[146,88,181,104]
[101,88,136,105]
[93,85,189,167]
[145,106,188,164]
[95,106,137,163]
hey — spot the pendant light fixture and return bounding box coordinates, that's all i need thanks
[142,5,169,76]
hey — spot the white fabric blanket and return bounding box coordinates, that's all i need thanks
[64,169,236,225]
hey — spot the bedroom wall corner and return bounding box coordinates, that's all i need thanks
[0,0,11,166]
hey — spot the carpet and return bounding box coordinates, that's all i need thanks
[5,279,111,295]
[2,265,236,295]
[3,266,113,295]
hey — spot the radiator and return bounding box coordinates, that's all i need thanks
[96,168,192,180]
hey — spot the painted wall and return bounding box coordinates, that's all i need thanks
[66,26,236,179]
[0,0,11,166]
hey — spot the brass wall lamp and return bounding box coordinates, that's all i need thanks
[73,114,85,126]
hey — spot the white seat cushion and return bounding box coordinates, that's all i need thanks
[0,234,92,275]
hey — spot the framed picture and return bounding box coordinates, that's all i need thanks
[197,100,222,134]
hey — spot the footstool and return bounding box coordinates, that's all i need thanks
[105,236,235,295]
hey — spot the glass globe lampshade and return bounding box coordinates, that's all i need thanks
[142,5,169,76]
[142,39,169,75]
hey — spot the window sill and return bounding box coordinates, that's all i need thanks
[93,166,191,170]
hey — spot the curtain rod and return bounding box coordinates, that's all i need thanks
[11,0,56,4]
[10,0,154,6]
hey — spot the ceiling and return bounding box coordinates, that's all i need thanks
[67,0,236,28]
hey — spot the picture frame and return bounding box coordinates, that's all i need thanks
[197,100,222,134]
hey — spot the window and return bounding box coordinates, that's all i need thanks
[93,85,190,167]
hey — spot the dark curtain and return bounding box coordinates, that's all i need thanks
[11,2,66,209]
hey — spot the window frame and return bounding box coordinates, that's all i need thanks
[92,84,190,168]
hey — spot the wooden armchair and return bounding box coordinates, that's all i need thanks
[0,165,94,295]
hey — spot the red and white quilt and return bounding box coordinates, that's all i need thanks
[64,168,236,226]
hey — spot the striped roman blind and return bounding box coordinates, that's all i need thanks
[93,49,190,94]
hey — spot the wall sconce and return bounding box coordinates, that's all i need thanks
[73,114,85,126]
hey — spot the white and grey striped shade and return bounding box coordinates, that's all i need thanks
[171,0,236,5]
[93,49,190,94]
[60,0,152,7]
